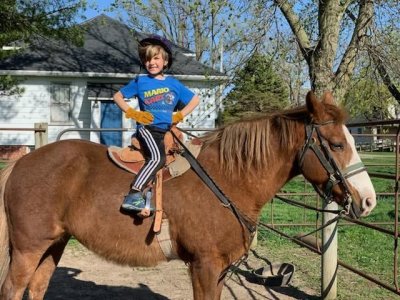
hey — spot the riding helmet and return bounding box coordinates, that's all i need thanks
[138,35,173,68]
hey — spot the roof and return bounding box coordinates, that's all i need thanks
[0,15,225,78]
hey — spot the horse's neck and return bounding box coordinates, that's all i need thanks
[240,122,306,213]
[198,120,306,217]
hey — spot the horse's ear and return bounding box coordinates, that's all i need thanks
[306,91,322,119]
[321,91,335,105]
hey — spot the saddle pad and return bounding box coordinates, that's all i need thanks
[168,141,202,177]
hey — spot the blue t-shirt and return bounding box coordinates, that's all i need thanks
[120,75,195,130]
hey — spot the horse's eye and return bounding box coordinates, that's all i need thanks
[330,143,344,151]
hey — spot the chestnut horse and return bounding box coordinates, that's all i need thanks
[0,91,376,300]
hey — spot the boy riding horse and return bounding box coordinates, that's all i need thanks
[113,35,199,212]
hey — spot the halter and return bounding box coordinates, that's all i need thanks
[297,121,367,216]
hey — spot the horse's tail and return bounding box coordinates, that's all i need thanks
[0,161,16,287]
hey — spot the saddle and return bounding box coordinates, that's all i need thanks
[108,127,202,231]
[108,127,202,179]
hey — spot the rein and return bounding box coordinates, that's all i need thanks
[297,121,367,216]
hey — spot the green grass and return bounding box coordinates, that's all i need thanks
[67,237,81,247]
[360,152,397,194]
[360,152,396,168]
[258,152,400,299]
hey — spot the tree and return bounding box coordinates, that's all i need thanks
[109,0,273,74]
[343,67,397,120]
[110,1,400,109]
[222,52,289,123]
[264,0,373,100]
[262,32,308,106]
[0,0,86,95]
[345,4,400,105]
[266,0,400,105]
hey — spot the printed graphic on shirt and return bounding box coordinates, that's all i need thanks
[143,87,176,109]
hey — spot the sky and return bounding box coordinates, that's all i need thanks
[78,1,118,22]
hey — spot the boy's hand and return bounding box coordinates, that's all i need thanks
[125,108,153,125]
[172,111,184,124]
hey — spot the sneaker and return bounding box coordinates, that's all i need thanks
[121,191,151,212]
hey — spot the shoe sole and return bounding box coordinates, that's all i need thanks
[121,204,154,212]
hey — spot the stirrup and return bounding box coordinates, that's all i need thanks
[137,189,154,218]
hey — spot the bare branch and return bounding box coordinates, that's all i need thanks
[342,1,400,103]
[335,0,374,90]
[367,43,400,103]
[273,0,312,61]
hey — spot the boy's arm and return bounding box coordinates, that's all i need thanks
[113,91,153,125]
[113,91,130,112]
[181,95,200,117]
[173,95,200,123]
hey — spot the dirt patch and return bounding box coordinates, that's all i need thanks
[45,243,319,299]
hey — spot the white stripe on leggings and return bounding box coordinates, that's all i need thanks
[133,127,161,189]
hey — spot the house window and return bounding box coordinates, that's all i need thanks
[50,83,71,123]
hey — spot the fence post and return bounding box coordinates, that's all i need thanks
[321,201,338,299]
[34,122,48,149]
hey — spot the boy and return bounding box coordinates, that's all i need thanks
[113,35,199,212]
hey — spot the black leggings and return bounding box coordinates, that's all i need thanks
[131,126,166,191]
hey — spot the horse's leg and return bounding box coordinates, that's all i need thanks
[190,257,227,300]
[27,235,70,300]
[0,248,46,300]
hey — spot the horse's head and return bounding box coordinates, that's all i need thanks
[298,91,376,218]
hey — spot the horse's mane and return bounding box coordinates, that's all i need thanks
[201,103,345,176]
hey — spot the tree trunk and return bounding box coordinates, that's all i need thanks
[276,0,375,103]
[310,0,343,96]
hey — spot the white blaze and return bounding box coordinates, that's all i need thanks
[343,126,376,216]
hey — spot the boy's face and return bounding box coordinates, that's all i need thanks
[144,52,168,76]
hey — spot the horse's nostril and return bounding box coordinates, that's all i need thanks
[363,197,376,211]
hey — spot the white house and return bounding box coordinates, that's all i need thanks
[0,15,226,149]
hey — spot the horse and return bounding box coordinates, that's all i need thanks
[0,91,376,300]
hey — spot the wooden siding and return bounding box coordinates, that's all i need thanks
[0,77,91,145]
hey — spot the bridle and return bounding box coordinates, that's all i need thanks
[297,121,367,216]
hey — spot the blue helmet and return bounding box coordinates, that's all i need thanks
[139,35,173,68]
